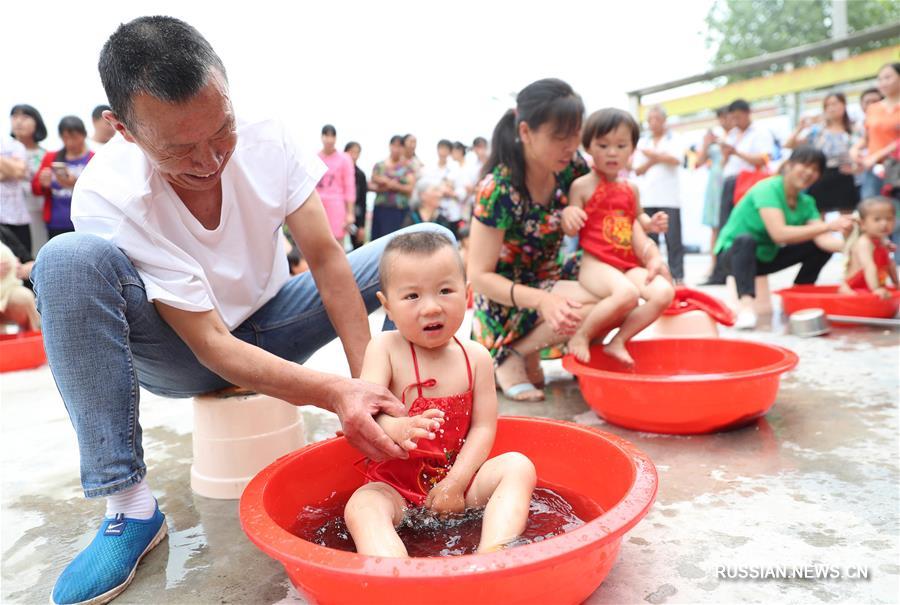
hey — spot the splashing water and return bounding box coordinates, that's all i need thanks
[290,486,602,557]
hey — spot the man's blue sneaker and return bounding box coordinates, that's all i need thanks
[51,505,167,605]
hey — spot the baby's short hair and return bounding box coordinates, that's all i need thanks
[379,231,464,290]
[858,196,896,219]
[582,108,640,150]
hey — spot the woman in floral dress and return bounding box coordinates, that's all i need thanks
[468,78,597,402]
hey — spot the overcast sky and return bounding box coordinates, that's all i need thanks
[3,0,714,171]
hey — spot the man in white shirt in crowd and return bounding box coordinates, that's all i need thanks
[33,16,450,605]
[88,104,117,151]
[423,139,466,236]
[634,105,685,283]
[705,98,775,284]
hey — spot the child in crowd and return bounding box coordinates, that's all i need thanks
[345,232,536,557]
[562,109,675,366]
[840,197,897,299]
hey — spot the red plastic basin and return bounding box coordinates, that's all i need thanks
[0,331,46,372]
[563,339,798,434]
[240,416,657,605]
[776,285,900,319]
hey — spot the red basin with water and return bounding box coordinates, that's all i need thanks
[777,285,899,319]
[240,416,657,605]
[0,331,46,372]
[563,339,798,434]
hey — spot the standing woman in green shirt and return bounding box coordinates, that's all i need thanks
[715,146,853,329]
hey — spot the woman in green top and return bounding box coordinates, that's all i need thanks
[715,146,853,329]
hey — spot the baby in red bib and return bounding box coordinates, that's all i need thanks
[345,231,536,557]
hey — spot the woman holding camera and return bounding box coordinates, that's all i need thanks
[32,116,94,239]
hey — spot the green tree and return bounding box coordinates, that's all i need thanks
[705,0,900,80]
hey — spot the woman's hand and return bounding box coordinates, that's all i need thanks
[57,171,77,189]
[873,287,891,301]
[38,167,52,188]
[537,291,582,335]
[827,214,855,237]
[561,206,586,235]
[425,476,466,516]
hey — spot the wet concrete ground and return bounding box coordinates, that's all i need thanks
[2,254,898,604]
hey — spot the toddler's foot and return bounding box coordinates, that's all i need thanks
[603,340,634,367]
[567,333,592,363]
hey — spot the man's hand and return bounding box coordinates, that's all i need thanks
[425,475,466,516]
[332,378,409,461]
[377,409,445,452]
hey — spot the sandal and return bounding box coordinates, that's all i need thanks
[496,349,545,402]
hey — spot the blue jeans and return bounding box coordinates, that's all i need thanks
[32,222,453,498]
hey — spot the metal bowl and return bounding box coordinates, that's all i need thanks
[788,308,830,337]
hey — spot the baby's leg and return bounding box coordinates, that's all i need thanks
[605,269,675,366]
[465,452,537,553]
[837,282,856,295]
[569,255,639,363]
[344,482,408,557]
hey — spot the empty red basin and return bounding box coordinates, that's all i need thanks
[240,416,657,605]
[0,331,46,372]
[563,339,798,434]
[777,285,899,319]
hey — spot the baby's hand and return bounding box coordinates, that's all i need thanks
[561,206,586,235]
[425,476,466,516]
[649,211,669,234]
[377,409,445,452]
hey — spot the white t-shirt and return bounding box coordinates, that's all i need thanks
[423,159,467,222]
[633,131,682,208]
[722,123,775,177]
[72,118,327,330]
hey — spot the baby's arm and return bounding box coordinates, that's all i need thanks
[631,183,668,234]
[632,219,672,284]
[362,335,444,451]
[561,175,591,236]
[425,343,497,514]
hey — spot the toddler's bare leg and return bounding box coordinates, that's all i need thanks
[604,270,675,366]
[465,452,537,553]
[569,256,639,363]
[344,482,408,557]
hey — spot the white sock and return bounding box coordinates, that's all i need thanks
[105,479,156,519]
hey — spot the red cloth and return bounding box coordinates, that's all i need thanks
[579,172,641,271]
[733,168,771,205]
[663,286,736,326]
[358,337,474,506]
[845,236,891,291]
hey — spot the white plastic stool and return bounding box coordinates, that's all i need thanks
[649,310,720,338]
[191,388,305,499]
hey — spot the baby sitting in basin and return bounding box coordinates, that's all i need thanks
[839,197,897,299]
[345,231,536,557]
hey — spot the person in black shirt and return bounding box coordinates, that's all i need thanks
[345,141,368,249]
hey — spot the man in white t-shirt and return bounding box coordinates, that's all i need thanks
[721,99,774,178]
[32,17,452,605]
[633,106,685,282]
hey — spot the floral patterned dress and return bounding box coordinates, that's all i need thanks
[471,157,588,366]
